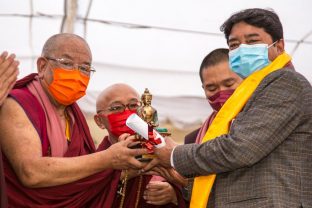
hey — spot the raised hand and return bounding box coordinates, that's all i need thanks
[0,51,19,106]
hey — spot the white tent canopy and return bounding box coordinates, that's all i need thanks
[1,0,311,128]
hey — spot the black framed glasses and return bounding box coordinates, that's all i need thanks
[45,57,96,76]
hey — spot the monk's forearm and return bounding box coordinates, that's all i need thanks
[18,142,147,188]
[19,150,113,188]
[0,98,147,188]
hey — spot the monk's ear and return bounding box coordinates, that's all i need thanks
[94,114,106,129]
[37,57,48,79]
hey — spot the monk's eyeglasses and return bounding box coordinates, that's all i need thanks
[98,101,142,114]
[45,57,96,77]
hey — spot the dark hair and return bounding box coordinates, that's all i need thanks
[199,48,229,83]
[220,8,283,43]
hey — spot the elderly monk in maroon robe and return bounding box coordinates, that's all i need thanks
[0,33,148,207]
[0,51,19,207]
[94,83,186,208]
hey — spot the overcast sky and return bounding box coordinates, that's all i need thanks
[1,0,311,96]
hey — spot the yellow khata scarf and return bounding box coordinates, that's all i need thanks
[190,52,292,208]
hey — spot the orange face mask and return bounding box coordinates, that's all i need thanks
[48,68,90,105]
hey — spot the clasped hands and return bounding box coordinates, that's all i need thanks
[117,133,188,187]
[0,51,19,106]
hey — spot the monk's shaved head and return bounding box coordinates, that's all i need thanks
[96,83,139,113]
[41,33,92,59]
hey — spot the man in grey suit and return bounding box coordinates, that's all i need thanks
[144,8,312,207]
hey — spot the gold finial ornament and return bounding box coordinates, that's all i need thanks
[137,88,159,127]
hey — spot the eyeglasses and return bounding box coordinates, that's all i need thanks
[105,101,142,114]
[45,57,96,76]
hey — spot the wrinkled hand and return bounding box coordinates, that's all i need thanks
[0,51,19,106]
[145,166,188,187]
[120,168,141,181]
[143,137,179,171]
[107,135,148,170]
[143,181,178,205]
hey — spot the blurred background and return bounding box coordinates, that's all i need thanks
[1,0,311,144]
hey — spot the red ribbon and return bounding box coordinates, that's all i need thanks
[140,124,162,153]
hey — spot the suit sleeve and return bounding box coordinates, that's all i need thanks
[173,70,305,177]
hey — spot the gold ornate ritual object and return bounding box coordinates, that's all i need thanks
[137,88,171,136]
[137,88,159,127]
[119,88,171,208]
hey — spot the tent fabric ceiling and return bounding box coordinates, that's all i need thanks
[1,0,311,127]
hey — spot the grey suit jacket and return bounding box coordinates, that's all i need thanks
[173,68,312,208]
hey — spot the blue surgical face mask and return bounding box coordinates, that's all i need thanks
[229,42,277,78]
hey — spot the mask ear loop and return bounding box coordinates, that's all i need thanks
[268,40,279,48]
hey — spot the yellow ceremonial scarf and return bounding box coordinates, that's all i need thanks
[190,52,292,208]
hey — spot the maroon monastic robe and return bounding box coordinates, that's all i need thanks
[99,137,186,208]
[0,146,7,207]
[3,73,120,207]
[2,73,185,208]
